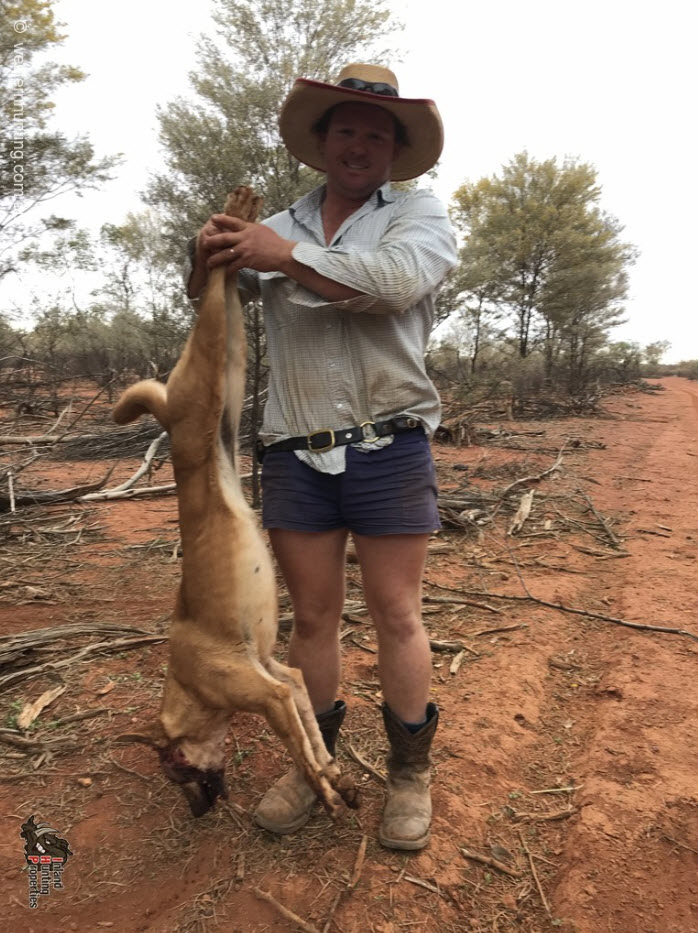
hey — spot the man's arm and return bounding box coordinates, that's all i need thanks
[289,192,458,315]
[192,214,363,303]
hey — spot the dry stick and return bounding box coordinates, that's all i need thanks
[473,623,527,637]
[457,586,698,642]
[430,638,480,658]
[253,887,322,933]
[661,832,698,857]
[104,431,168,493]
[577,488,621,548]
[80,482,177,502]
[403,875,443,896]
[0,470,115,511]
[508,489,534,536]
[346,744,386,784]
[81,471,251,503]
[0,451,41,484]
[499,443,567,500]
[48,708,109,728]
[0,405,72,445]
[58,379,116,435]
[8,469,14,512]
[518,830,551,917]
[0,633,166,690]
[322,890,343,933]
[514,807,579,822]
[322,835,369,933]
[460,847,523,878]
[529,785,583,795]
[349,834,368,889]
[423,594,502,614]
[109,756,152,782]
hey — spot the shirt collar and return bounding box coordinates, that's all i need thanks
[289,181,396,226]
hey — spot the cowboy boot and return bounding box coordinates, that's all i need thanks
[379,702,439,850]
[253,700,346,834]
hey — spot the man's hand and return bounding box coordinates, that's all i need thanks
[205,215,296,274]
[189,213,363,305]
[188,214,296,298]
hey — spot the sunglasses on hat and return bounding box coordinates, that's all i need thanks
[337,77,399,97]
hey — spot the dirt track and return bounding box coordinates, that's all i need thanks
[1,378,696,932]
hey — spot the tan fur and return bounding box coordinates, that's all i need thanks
[113,187,356,818]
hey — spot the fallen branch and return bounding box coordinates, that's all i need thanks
[499,444,566,499]
[518,830,551,917]
[0,631,166,690]
[577,488,622,549]
[429,639,480,658]
[104,431,168,493]
[349,834,368,890]
[0,405,72,445]
[474,623,527,637]
[460,847,523,878]
[346,744,386,784]
[254,887,321,933]
[423,595,502,614]
[456,589,698,642]
[404,874,443,896]
[508,489,534,536]
[79,482,176,502]
[513,807,579,822]
[0,468,114,512]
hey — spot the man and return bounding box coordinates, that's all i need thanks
[187,64,457,850]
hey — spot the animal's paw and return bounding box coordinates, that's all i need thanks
[337,774,360,810]
[224,186,263,224]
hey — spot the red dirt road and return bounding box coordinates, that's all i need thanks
[0,377,696,932]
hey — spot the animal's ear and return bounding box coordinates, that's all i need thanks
[114,721,167,751]
[113,380,169,430]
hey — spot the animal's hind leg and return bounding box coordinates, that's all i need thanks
[205,656,346,818]
[265,658,335,769]
[224,186,263,224]
[266,658,359,811]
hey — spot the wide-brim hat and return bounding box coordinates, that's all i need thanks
[278,63,443,182]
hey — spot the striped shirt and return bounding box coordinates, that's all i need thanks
[235,182,458,474]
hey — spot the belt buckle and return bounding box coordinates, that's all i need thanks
[307,429,335,453]
[360,421,379,442]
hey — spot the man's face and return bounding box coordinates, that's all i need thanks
[320,102,400,202]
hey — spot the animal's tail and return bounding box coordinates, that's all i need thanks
[113,380,169,430]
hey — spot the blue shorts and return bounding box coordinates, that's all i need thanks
[261,429,441,535]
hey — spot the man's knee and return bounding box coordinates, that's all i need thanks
[291,605,342,641]
[372,604,425,644]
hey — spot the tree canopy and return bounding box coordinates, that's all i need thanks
[448,152,636,391]
[145,0,400,246]
[0,0,119,280]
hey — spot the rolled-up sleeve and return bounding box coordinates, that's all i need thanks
[289,190,457,315]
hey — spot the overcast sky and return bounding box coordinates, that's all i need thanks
[11,0,697,362]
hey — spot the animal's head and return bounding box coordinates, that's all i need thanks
[116,731,227,818]
[159,742,228,817]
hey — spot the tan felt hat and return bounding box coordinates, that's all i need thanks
[279,63,444,182]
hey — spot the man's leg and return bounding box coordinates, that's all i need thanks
[269,527,349,712]
[351,533,431,721]
[352,532,437,850]
[253,527,349,834]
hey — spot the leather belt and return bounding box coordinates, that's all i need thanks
[257,417,422,461]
